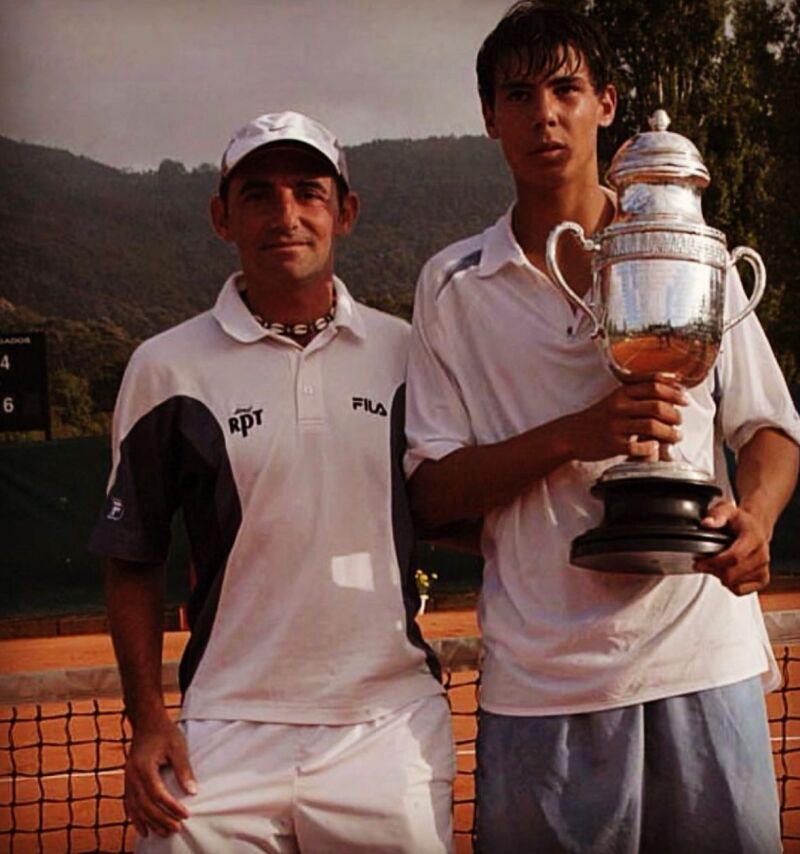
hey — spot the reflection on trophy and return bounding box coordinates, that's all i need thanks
[546,110,766,574]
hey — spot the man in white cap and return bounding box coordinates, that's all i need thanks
[90,111,454,853]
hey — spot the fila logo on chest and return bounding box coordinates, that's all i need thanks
[352,396,387,417]
[228,406,264,437]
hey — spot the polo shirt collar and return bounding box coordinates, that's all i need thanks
[212,272,367,343]
[331,276,367,340]
[477,206,532,279]
[479,188,619,279]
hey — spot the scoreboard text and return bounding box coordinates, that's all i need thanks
[0,333,50,434]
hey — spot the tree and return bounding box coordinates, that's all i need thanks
[587,0,798,384]
[762,0,800,382]
[50,368,97,436]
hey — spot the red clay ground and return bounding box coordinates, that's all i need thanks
[2,589,799,853]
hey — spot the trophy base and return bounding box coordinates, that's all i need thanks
[572,525,731,574]
[570,464,733,575]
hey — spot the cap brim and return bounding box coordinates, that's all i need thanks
[219,140,346,192]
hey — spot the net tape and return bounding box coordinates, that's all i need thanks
[1,614,799,853]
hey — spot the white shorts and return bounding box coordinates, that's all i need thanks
[138,693,455,853]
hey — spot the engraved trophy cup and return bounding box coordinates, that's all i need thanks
[545,111,766,574]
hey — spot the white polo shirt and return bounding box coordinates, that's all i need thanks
[91,274,442,725]
[406,210,800,716]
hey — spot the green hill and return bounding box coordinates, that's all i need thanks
[0,135,513,330]
[0,134,514,434]
[0,132,797,438]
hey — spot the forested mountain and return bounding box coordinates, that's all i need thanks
[0,134,515,332]
[3,0,800,438]
[0,135,514,434]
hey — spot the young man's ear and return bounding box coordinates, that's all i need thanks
[210,194,231,241]
[335,191,360,237]
[597,84,617,128]
[482,101,500,139]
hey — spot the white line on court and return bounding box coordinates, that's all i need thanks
[0,768,124,784]
[3,737,798,780]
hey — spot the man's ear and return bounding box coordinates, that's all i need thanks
[335,191,360,237]
[210,194,231,241]
[482,100,500,139]
[598,84,617,128]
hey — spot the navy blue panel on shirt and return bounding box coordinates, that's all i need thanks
[89,395,243,694]
[435,248,483,302]
[390,384,441,682]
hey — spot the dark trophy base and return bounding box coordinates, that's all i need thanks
[571,469,733,574]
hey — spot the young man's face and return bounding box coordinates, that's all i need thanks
[482,49,616,193]
[210,145,357,293]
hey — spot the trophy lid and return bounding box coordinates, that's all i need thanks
[608,110,710,189]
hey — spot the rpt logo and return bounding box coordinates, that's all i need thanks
[352,397,387,417]
[229,406,264,437]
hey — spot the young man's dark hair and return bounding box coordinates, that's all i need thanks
[476,1,614,106]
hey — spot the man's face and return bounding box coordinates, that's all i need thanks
[210,145,357,292]
[482,50,616,192]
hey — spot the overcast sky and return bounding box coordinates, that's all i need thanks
[0,0,511,171]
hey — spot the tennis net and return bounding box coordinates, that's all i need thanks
[1,617,799,853]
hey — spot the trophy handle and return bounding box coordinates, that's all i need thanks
[545,221,603,337]
[723,246,766,334]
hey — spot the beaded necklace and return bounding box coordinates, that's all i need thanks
[249,294,337,339]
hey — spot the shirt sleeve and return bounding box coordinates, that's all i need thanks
[404,257,476,478]
[88,347,181,564]
[716,265,800,454]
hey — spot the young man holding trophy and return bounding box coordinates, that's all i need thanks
[405,3,800,851]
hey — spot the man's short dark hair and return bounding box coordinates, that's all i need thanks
[477,2,614,106]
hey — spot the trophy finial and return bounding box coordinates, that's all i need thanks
[649,109,671,132]
[608,107,709,194]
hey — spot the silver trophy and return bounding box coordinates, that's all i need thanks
[546,110,766,574]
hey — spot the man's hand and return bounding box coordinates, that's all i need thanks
[563,377,688,463]
[125,715,196,838]
[695,500,771,596]
[409,375,690,531]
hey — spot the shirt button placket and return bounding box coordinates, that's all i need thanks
[296,352,324,426]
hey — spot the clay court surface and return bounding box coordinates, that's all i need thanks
[2,594,800,853]
[0,609,479,853]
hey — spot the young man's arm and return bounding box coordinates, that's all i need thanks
[105,559,196,838]
[696,428,800,595]
[409,377,687,534]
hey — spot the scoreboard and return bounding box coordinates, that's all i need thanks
[0,332,51,435]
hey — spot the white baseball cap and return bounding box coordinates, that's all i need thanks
[219,111,350,189]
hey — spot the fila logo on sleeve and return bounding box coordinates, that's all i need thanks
[352,397,387,417]
[229,406,264,437]
[107,497,125,521]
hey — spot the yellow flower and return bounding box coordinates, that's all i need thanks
[415,569,437,596]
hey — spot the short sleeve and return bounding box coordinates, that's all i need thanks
[404,258,476,478]
[716,266,800,454]
[88,348,181,563]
